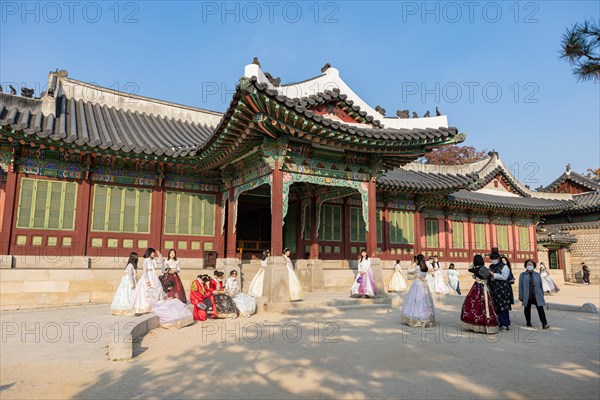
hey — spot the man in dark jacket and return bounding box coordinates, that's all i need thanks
[582,262,591,285]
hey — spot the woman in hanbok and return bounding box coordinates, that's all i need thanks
[283,248,304,301]
[539,263,560,294]
[501,256,516,307]
[160,249,187,303]
[489,249,512,331]
[425,257,435,293]
[132,248,166,314]
[401,254,435,327]
[110,252,139,315]
[190,275,217,321]
[248,250,268,298]
[151,281,194,329]
[225,270,257,317]
[388,259,407,292]
[211,271,239,318]
[447,263,461,295]
[351,250,377,298]
[431,255,449,295]
[460,255,499,334]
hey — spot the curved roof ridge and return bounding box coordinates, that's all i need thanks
[243,62,450,130]
[402,156,493,175]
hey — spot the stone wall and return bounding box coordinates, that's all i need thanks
[0,255,206,269]
[565,228,600,284]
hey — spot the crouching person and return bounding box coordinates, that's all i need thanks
[190,275,218,321]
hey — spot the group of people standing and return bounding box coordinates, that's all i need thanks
[398,248,553,332]
[387,255,462,295]
[109,247,262,327]
[110,248,194,328]
[460,249,551,333]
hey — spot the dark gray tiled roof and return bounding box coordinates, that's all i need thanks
[0,93,215,157]
[251,79,460,143]
[542,170,600,193]
[377,169,476,192]
[537,230,577,246]
[447,190,573,213]
[569,191,600,213]
[288,87,383,127]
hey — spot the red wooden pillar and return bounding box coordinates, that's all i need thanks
[226,187,237,258]
[76,178,92,257]
[466,218,474,258]
[529,224,536,260]
[414,210,422,254]
[149,187,165,253]
[0,169,18,255]
[490,222,498,249]
[365,178,377,256]
[510,222,519,260]
[382,207,390,260]
[309,194,318,259]
[437,215,446,256]
[270,162,283,255]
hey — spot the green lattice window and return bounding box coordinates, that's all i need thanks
[425,219,439,248]
[496,225,509,251]
[390,210,415,244]
[16,178,77,230]
[452,221,464,249]
[474,223,486,249]
[350,207,366,242]
[92,185,152,233]
[164,192,215,236]
[518,226,530,251]
[319,204,341,241]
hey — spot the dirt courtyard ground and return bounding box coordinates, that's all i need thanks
[1,298,599,400]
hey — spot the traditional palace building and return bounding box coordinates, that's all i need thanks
[0,63,597,292]
[537,166,600,283]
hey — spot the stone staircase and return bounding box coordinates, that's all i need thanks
[263,292,392,314]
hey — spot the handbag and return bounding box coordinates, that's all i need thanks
[196,302,207,310]
[356,276,363,283]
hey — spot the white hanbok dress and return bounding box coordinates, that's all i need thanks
[388,263,407,292]
[432,262,449,294]
[110,263,138,315]
[152,298,194,329]
[225,277,256,317]
[447,269,460,294]
[540,267,559,294]
[132,257,165,314]
[401,265,436,327]
[425,263,435,293]
[248,259,266,298]
[283,255,304,301]
[351,258,377,297]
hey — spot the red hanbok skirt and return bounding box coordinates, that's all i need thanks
[461,280,499,334]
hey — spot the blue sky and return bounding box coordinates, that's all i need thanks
[1,0,598,186]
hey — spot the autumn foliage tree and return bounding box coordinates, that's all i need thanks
[584,167,600,179]
[418,145,488,165]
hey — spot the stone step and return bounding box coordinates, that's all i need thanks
[263,296,392,313]
[286,303,391,315]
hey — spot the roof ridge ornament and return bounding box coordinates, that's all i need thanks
[321,63,331,73]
